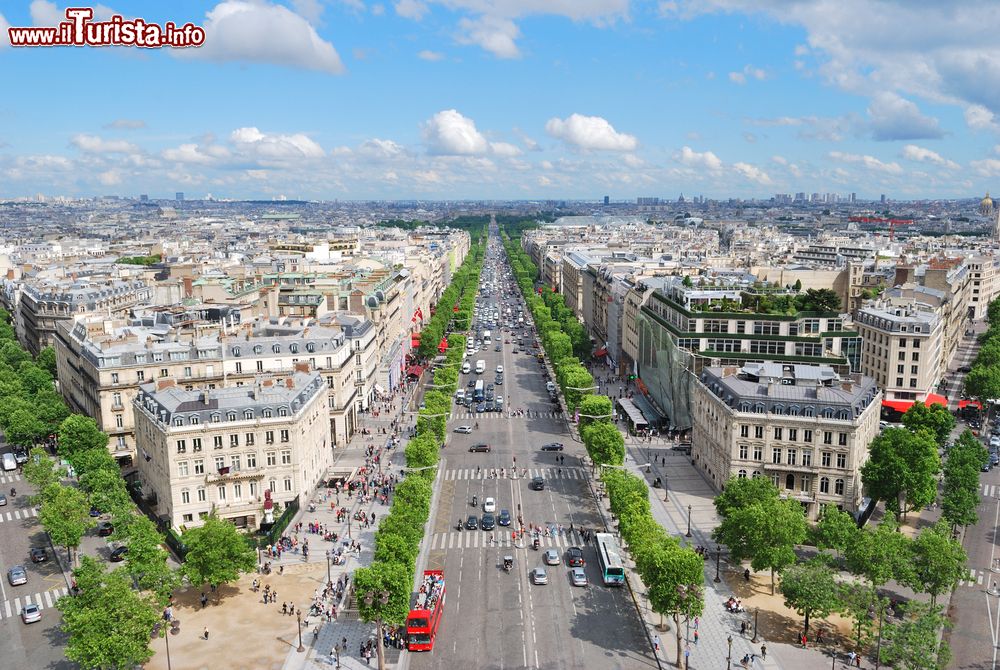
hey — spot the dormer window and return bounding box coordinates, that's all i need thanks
[272,344,281,354]
[278,407,289,417]
[244,410,254,420]
[211,413,221,423]
[190,415,200,425]
[262,409,273,418]
[289,344,299,354]
[233,347,241,357]
[227,411,237,421]
[173,417,183,426]
[253,345,263,355]
[305,342,315,353]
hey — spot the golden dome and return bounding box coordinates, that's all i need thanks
[981,192,995,216]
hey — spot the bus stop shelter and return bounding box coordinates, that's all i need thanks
[617,398,648,431]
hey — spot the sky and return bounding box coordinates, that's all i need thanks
[2,0,1000,201]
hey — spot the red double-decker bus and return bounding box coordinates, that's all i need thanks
[406,570,445,651]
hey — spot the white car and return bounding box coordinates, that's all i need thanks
[496,365,504,374]
[454,426,473,434]
[21,602,40,624]
[483,497,496,513]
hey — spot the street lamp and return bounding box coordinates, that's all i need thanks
[686,504,692,537]
[874,601,886,670]
[296,608,305,653]
[326,550,332,585]
[714,545,722,583]
[727,635,733,668]
[752,607,760,643]
[362,589,391,670]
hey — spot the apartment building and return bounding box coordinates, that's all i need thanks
[967,254,999,320]
[55,314,377,461]
[132,369,331,531]
[855,286,944,409]
[691,363,881,520]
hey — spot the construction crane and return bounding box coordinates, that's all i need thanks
[848,215,914,241]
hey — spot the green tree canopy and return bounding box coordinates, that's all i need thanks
[181,515,257,595]
[810,506,859,555]
[58,414,109,460]
[581,421,625,466]
[941,430,989,529]
[779,559,841,633]
[965,365,1000,400]
[636,540,704,668]
[844,517,913,592]
[39,483,93,563]
[36,345,57,377]
[861,427,940,521]
[354,560,413,626]
[900,403,955,448]
[903,521,968,605]
[22,447,65,500]
[578,395,614,429]
[878,601,951,670]
[4,407,47,448]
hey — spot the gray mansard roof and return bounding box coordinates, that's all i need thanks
[699,364,879,420]
[135,371,324,426]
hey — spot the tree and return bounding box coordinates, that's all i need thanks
[113,513,181,605]
[58,414,109,460]
[811,506,859,557]
[22,447,65,501]
[799,288,841,312]
[903,521,968,605]
[714,476,779,518]
[0,340,30,368]
[844,517,913,593]
[57,556,160,670]
[33,388,70,431]
[965,365,1000,401]
[81,466,133,515]
[713,493,808,594]
[581,421,625,466]
[861,427,940,521]
[578,395,613,429]
[181,515,256,597]
[793,278,802,291]
[941,430,989,529]
[878,601,951,670]
[39,483,92,564]
[636,540,704,667]
[354,560,413,627]
[838,582,882,650]
[547,331,572,363]
[36,346,57,377]
[901,403,955,448]
[779,559,841,634]
[4,408,47,448]
[17,361,53,395]
[682,275,693,288]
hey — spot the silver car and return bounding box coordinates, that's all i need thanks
[21,602,40,624]
[8,565,27,586]
[531,567,548,585]
[543,549,560,566]
[571,567,588,587]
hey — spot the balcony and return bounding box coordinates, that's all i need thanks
[205,466,266,484]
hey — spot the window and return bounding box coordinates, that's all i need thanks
[213,435,223,449]
[283,478,293,492]
[278,407,289,417]
[774,427,783,440]
[801,450,812,467]
[912,338,921,348]
[247,453,257,469]
[834,478,845,495]
[772,448,782,464]
[178,461,189,476]
[266,430,274,445]
[803,429,813,443]
[280,429,289,443]
[245,433,255,446]
[738,469,748,479]
[194,459,204,474]
[788,428,797,442]
[272,344,281,354]
[233,347,241,357]
[897,364,905,374]
[911,365,918,374]
[253,345,263,354]
[823,431,833,445]
[152,353,163,363]
[739,444,748,459]
[197,487,206,502]
[172,417,183,427]
[249,482,258,497]
[244,410,254,420]
[771,474,780,488]
[703,319,728,333]
[227,411,237,421]
[754,426,764,439]
[233,483,242,500]
[836,453,847,469]
[217,485,226,500]
[801,318,820,334]
[740,425,749,438]
[210,413,220,423]
[113,392,123,407]
[749,340,782,355]
[230,434,239,447]
[160,368,168,378]
[215,456,225,471]
[192,437,202,452]
[794,343,824,357]
[268,480,276,492]
[181,490,191,504]
[111,372,119,384]
[821,452,832,467]
[800,476,811,492]
[909,378,917,388]
[281,450,292,465]
[819,477,830,493]
[752,446,763,461]
[116,415,124,428]
[753,321,781,335]
[231,455,241,471]
[257,361,264,372]
[137,370,145,381]
[786,449,797,465]
[266,452,277,466]
[898,351,905,361]
[912,352,919,361]
[785,474,795,490]
[191,415,200,425]
[263,409,273,418]
[176,439,187,453]
[838,433,848,446]
[235,362,243,374]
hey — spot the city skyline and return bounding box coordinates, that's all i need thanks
[2,1,1000,200]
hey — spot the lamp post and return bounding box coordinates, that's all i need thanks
[874,602,885,670]
[326,550,332,585]
[296,608,305,653]
[727,635,733,668]
[686,504,692,537]
[363,589,391,670]
[714,545,722,583]
[752,607,760,643]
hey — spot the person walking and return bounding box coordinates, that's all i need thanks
[740,621,747,636]
[200,592,208,609]
[760,643,767,659]
[653,635,660,652]
[693,630,698,645]
[203,627,209,640]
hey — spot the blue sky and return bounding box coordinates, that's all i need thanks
[1,0,999,200]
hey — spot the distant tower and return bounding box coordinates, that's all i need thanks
[980,192,994,217]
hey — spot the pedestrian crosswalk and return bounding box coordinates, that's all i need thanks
[0,473,21,485]
[450,411,563,420]
[2,587,68,620]
[959,569,998,589]
[0,506,38,523]
[429,529,587,551]
[443,467,586,481]
[982,484,1000,499]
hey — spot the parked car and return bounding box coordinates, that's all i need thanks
[8,565,27,586]
[109,546,129,562]
[29,547,48,563]
[97,521,114,536]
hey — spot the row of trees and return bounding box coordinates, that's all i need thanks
[962,294,1000,400]
[416,238,487,359]
[354,232,486,634]
[503,226,705,667]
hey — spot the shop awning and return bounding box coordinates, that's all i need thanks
[410,332,421,348]
[437,337,449,353]
[959,399,983,410]
[594,347,608,357]
[406,365,424,378]
[882,393,949,414]
[617,398,648,426]
[924,393,948,407]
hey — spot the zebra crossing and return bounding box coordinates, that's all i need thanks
[443,467,586,481]
[982,484,1000,499]
[0,506,38,523]
[429,529,587,551]
[2,587,69,620]
[959,568,999,589]
[450,411,562,421]
[0,473,21,485]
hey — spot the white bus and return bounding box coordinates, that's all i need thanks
[594,533,626,586]
[475,359,486,374]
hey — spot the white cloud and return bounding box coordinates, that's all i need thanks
[422,110,489,155]
[179,1,345,75]
[395,0,427,20]
[771,155,788,165]
[30,0,62,25]
[70,134,139,154]
[371,4,385,16]
[103,119,146,130]
[358,138,406,159]
[544,114,638,152]
[972,158,1000,177]
[900,144,959,170]
[829,150,902,174]
[674,146,722,171]
[732,162,772,184]
[418,49,444,61]
[966,104,1000,132]
[291,0,325,22]
[866,92,943,141]
[161,142,231,165]
[457,16,520,59]
[230,127,325,160]
[97,170,122,186]
[0,12,11,47]
[489,142,522,157]
[728,64,767,85]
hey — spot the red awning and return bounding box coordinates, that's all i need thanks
[437,337,449,352]
[959,399,983,410]
[594,347,608,357]
[406,365,424,378]
[924,393,948,407]
[410,332,421,347]
[882,394,948,414]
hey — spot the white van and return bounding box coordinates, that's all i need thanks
[475,359,486,374]
[1,453,16,472]
[462,362,471,374]
[496,395,504,410]
[456,389,466,402]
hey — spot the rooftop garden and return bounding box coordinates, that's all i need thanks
[686,286,842,315]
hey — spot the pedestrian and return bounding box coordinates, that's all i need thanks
[800,632,807,647]
[693,630,698,644]
[761,643,767,659]
[200,592,208,609]
[282,602,288,615]
[740,621,747,636]
[848,651,857,665]
[653,635,660,652]
[203,627,209,640]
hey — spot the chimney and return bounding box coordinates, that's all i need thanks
[294,361,310,374]
[285,378,294,389]
[157,379,176,391]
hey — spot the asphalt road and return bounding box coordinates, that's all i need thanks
[409,234,655,670]
[0,452,74,670]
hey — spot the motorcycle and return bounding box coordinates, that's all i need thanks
[471,495,478,507]
[532,538,540,551]
[457,520,463,531]
[503,556,513,573]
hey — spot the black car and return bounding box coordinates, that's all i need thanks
[29,547,48,563]
[466,515,479,530]
[485,401,496,412]
[481,513,496,531]
[541,443,564,451]
[958,365,972,373]
[495,375,503,385]
[566,546,585,567]
[468,380,476,388]
[530,476,545,491]
[498,509,511,526]
[109,546,128,562]
[476,403,486,413]
[96,521,114,537]
[469,443,491,453]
